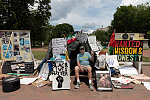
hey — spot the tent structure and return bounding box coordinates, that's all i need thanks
[37,32,102,75]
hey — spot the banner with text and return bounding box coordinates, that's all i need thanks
[114,40,143,62]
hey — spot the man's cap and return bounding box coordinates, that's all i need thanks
[80,46,85,50]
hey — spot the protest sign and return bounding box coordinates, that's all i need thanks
[114,40,143,62]
[88,36,99,51]
[95,55,106,69]
[51,61,70,90]
[52,38,67,54]
[0,30,32,61]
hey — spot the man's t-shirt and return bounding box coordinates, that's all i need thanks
[77,52,91,65]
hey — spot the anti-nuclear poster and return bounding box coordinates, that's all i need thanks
[114,40,143,62]
[0,30,32,61]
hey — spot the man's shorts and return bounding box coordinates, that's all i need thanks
[75,65,91,72]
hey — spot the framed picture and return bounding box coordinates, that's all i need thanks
[95,70,113,91]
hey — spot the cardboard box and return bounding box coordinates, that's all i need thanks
[32,78,49,88]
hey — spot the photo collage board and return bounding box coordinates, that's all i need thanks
[0,30,32,61]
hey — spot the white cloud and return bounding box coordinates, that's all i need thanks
[51,11,103,29]
[120,0,150,6]
[50,0,103,21]
[50,0,121,30]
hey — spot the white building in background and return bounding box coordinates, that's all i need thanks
[97,27,109,32]
[82,29,95,34]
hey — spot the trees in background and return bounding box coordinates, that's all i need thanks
[0,0,51,47]
[92,30,111,46]
[92,3,150,46]
[0,0,35,29]
[42,23,74,45]
[1,1,150,47]
[30,0,51,46]
[110,3,150,46]
[0,0,74,46]
[53,23,74,38]
[111,3,150,33]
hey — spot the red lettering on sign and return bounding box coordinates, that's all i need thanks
[115,41,119,47]
[119,41,122,47]
[136,41,140,47]
[123,41,127,47]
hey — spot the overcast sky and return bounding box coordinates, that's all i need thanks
[50,0,150,31]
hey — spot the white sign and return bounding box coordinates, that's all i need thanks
[20,78,37,85]
[106,55,119,67]
[88,36,99,51]
[52,38,67,54]
[142,82,150,90]
[51,61,70,90]
[119,67,138,76]
[95,55,106,69]
[111,77,133,84]
[38,63,49,80]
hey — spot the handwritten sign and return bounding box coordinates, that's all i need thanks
[88,36,99,51]
[114,40,143,62]
[51,61,70,90]
[52,38,67,54]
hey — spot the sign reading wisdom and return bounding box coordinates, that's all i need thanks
[114,40,143,62]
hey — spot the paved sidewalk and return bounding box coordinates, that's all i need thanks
[143,50,150,57]
[0,65,150,100]
[0,77,150,100]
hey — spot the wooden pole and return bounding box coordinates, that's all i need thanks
[0,31,13,74]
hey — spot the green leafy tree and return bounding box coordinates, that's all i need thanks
[93,30,111,46]
[53,23,74,38]
[0,0,35,29]
[42,25,55,44]
[30,0,51,46]
[0,0,51,47]
[111,3,150,33]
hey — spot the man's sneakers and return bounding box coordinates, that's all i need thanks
[75,82,94,91]
[89,84,94,91]
[75,82,80,89]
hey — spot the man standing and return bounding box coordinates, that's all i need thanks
[75,46,94,91]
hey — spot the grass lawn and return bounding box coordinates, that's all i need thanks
[32,51,47,60]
